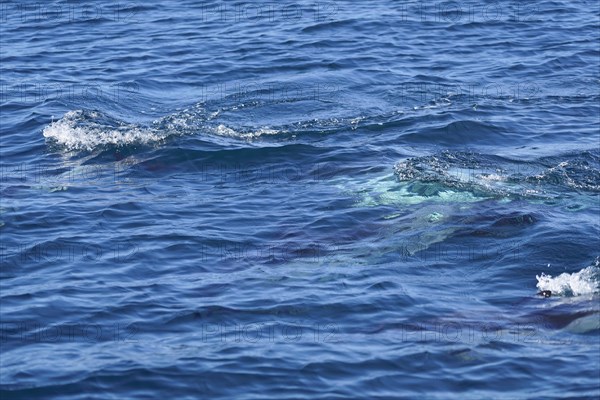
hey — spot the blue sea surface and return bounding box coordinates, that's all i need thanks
[1,1,599,398]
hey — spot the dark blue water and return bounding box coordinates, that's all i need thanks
[1,1,599,398]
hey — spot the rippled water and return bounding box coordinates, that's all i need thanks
[1,1,599,398]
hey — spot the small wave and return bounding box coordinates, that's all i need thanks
[536,258,600,297]
[393,150,600,200]
[526,158,600,192]
[43,110,170,151]
[43,106,301,151]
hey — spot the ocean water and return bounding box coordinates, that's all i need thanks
[1,1,599,398]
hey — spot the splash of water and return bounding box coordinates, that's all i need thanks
[536,258,600,297]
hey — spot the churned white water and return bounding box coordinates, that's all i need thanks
[536,259,600,296]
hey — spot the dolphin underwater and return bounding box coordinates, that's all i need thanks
[328,150,599,300]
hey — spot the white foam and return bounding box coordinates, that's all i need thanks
[536,263,599,296]
[213,124,280,139]
[43,110,169,151]
[43,109,288,150]
[480,173,506,182]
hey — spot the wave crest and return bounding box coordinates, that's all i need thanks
[43,110,170,151]
[43,107,288,151]
[536,258,600,297]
